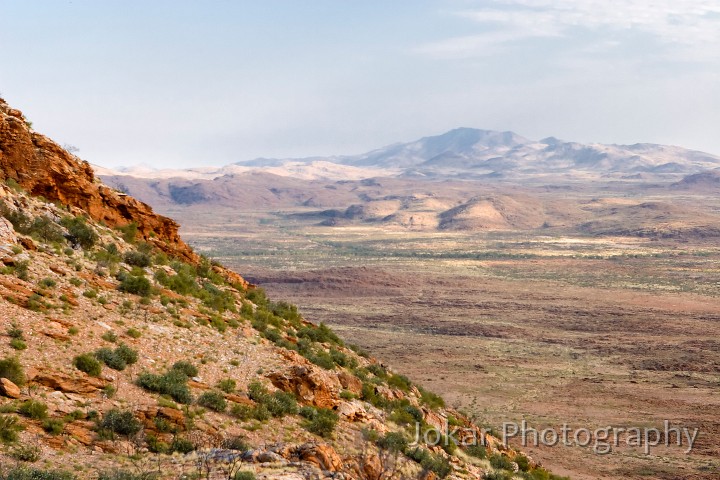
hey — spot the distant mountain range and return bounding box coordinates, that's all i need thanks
[99,128,720,183]
[233,128,720,180]
[95,128,720,238]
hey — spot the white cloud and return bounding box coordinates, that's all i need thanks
[419,0,720,60]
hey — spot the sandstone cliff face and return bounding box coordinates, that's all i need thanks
[0,98,196,263]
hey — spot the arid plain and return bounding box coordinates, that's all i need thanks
[155,184,720,480]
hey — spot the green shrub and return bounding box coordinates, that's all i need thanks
[216,378,236,393]
[303,350,335,370]
[14,260,29,281]
[197,391,227,412]
[515,454,531,472]
[296,322,341,345]
[466,444,487,459]
[169,436,195,454]
[115,343,139,365]
[61,216,98,249]
[146,434,169,454]
[125,328,142,338]
[263,391,298,417]
[483,472,513,480]
[489,454,515,471]
[252,404,270,421]
[95,347,126,371]
[8,442,41,461]
[69,277,82,287]
[222,436,250,451]
[388,373,412,391]
[2,467,76,480]
[98,469,156,480]
[39,277,56,288]
[6,324,23,339]
[0,414,21,443]
[172,361,198,378]
[418,386,445,409]
[137,370,192,404]
[99,409,142,437]
[229,404,253,420]
[118,222,138,244]
[82,289,97,298]
[101,331,118,343]
[233,473,256,480]
[123,250,152,268]
[73,353,101,376]
[366,363,388,379]
[377,431,408,453]
[19,400,48,420]
[42,418,65,435]
[303,408,338,438]
[406,447,452,478]
[9,338,26,351]
[118,273,151,296]
[27,216,65,244]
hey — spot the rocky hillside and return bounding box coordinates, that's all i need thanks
[0,98,565,479]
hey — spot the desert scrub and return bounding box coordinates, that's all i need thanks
[137,368,193,404]
[246,381,298,418]
[9,338,26,350]
[101,331,118,343]
[73,353,102,376]
[489,453,515,471]
[18,400,48,420]
[125,327,142,338]
[117,271,151,296]
[171,360,198,378]
[98,409,142,439]
[233,473,256,480]
[197,391,227,412]
[300,407,338,438]
[61,215,98,249]
[216,378,236,393]
[42,418,65,435]
[0,357,25,385]
[95,343,138,371]
[0,467,76,480]
[8,442,41,462]
[82,289,97,298]
[123,250,152,268]
[38,277,56,288]
[0,415,21,443]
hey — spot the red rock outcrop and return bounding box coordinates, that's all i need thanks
[267,364,342,409]
[0,97,248,288]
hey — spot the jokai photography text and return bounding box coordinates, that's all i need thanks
[411,417,700,455]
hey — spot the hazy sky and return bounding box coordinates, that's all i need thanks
[2,0,719,168]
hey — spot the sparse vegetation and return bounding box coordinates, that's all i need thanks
[19,400,48,420]
[197,390,227,412]
[73,353,102,376]
[98,409,142,438]
[0,357,25,385]
[137,366,193,404]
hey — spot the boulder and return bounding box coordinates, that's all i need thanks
[337,371,363,395]
[337,400,369,422]
[32,372,107,394]
[0,377,21,398]
[267,365,342,409]
[296,443,343,471]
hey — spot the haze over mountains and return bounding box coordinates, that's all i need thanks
[97,128,720,239]
[99,127,720,182]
